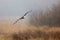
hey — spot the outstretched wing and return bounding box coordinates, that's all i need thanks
[13,18,22,25]
[23,10,32,16]
[13,10,32,25]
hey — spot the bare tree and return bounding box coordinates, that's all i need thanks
[29,2,60,27]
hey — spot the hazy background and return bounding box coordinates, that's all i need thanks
[0,0,59,20]
[0,1,60,40]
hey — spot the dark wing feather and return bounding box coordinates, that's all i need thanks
[13,18,21,25]
[23,10,32,16]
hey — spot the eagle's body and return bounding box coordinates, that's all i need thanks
[13,10,32,25]
[20,16,24,19]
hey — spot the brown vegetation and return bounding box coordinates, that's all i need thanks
[0,20,60,40]
[11,27,60,40]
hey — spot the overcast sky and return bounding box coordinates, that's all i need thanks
[0,0,59,19]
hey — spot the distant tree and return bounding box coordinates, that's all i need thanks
[29,2,60,27]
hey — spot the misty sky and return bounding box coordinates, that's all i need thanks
[0,0,59,19]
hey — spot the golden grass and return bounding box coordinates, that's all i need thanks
[0,20,60,40]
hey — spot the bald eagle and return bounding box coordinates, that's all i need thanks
[13,10,32,25]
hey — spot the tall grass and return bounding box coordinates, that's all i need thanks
[11,27,60,40]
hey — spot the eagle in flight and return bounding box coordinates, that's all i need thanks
[13,10,32,25]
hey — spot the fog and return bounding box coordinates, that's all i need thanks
[0,0,59,19]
